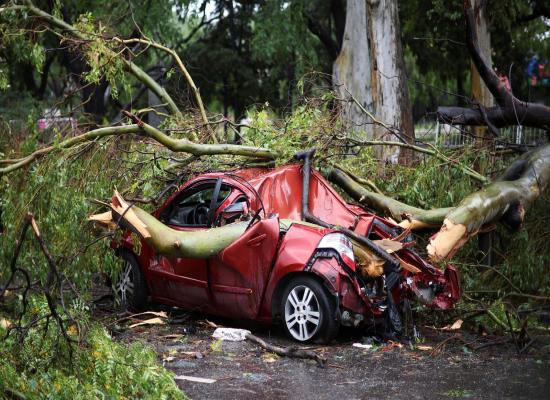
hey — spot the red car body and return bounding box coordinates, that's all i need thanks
[115,163,460,335]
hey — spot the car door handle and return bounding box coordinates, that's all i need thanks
[247,234,267,247]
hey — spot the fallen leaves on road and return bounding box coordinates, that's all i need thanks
[262,354,279,363]
[129,317,166,328]
[441,319,463,331]
[381,341,403,352]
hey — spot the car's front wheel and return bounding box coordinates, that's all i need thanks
[115,252,148,311]
[280,276,339,343]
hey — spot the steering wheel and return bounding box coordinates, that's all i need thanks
[190,203,210,225]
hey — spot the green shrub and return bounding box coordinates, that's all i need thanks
[0,297,184,399]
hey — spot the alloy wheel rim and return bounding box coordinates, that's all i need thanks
[284,285,321,341]
[116,261,134,305]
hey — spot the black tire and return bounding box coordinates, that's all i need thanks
[279,275,339,344]
[115,252,148,311]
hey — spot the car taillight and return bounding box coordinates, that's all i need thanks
[317,233,356,270]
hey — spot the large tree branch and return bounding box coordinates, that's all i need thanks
[427,143,550,262]
[437,105,550,130]
[329,143,550,263]
[454,2,550,131]
[328,168,453,229]
[0,120,276,176]
[14,1,184,119]
[90,191,248,258]
[112,37,214,142]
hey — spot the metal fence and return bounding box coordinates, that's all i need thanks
[415,121,548,148]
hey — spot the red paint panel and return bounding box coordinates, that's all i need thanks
[258,223,329,320]
[210,217,280,319]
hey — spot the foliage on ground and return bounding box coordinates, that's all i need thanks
[0,295,183,400]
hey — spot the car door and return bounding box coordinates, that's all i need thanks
[209,217,280,319]
[152,179,232,310]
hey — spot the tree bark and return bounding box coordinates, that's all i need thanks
[367,0,415,164]
[437,2,550,132]
[427,143,550,262]
[90,192,248,258]
[333,0,414,164]
[469,0,493,109]
[333,0,373,140]
[328,167,452,229]
[469,0,494,150]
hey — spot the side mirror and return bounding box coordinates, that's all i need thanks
[221,202,248,220]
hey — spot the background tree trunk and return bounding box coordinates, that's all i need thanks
[367,0,415,165]
[470,0,494,150]
[333,0,414,165]
[333,0,374,140]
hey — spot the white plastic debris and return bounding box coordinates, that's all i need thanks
[212,327,251,341]
[352,343,373,349]
[175,375,216,384]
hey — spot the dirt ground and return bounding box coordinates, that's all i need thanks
[96,302,550,400]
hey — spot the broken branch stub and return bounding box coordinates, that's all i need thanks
[89,191,247,258]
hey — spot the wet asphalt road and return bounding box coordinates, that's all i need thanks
[114,315,550,400]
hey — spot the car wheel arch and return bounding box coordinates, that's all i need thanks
[271,271,338,321]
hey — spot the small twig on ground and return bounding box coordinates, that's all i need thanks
[245,333,327,367]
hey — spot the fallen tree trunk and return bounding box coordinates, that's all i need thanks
[329,143,550,262]
[90,191,247,258]
[327,167,452,229]
[437,105,550,130]
[427,143,550,262]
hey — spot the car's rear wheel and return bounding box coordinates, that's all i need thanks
[280,276,339,343]
[116,252,148,311]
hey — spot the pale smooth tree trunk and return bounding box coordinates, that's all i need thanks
[470,0,494,148]
[333,0,374,139]
[333,0,414,164]
[469,0,494,264]
[367,0,414,164]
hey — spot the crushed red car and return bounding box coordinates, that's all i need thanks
[114,151,461,343]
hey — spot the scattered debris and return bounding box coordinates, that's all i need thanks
[352,343,373,350]
[210,327,326,366]
[381,341,404,352]
[262,354,279,363]
[116,311,168,323]
[129,317,166,328]
[212,327,251,341]
[174,375,217,384]
[442,319,464,331]
[0,318,11,329]
[181,351,204,359]
[245,332,327,367]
